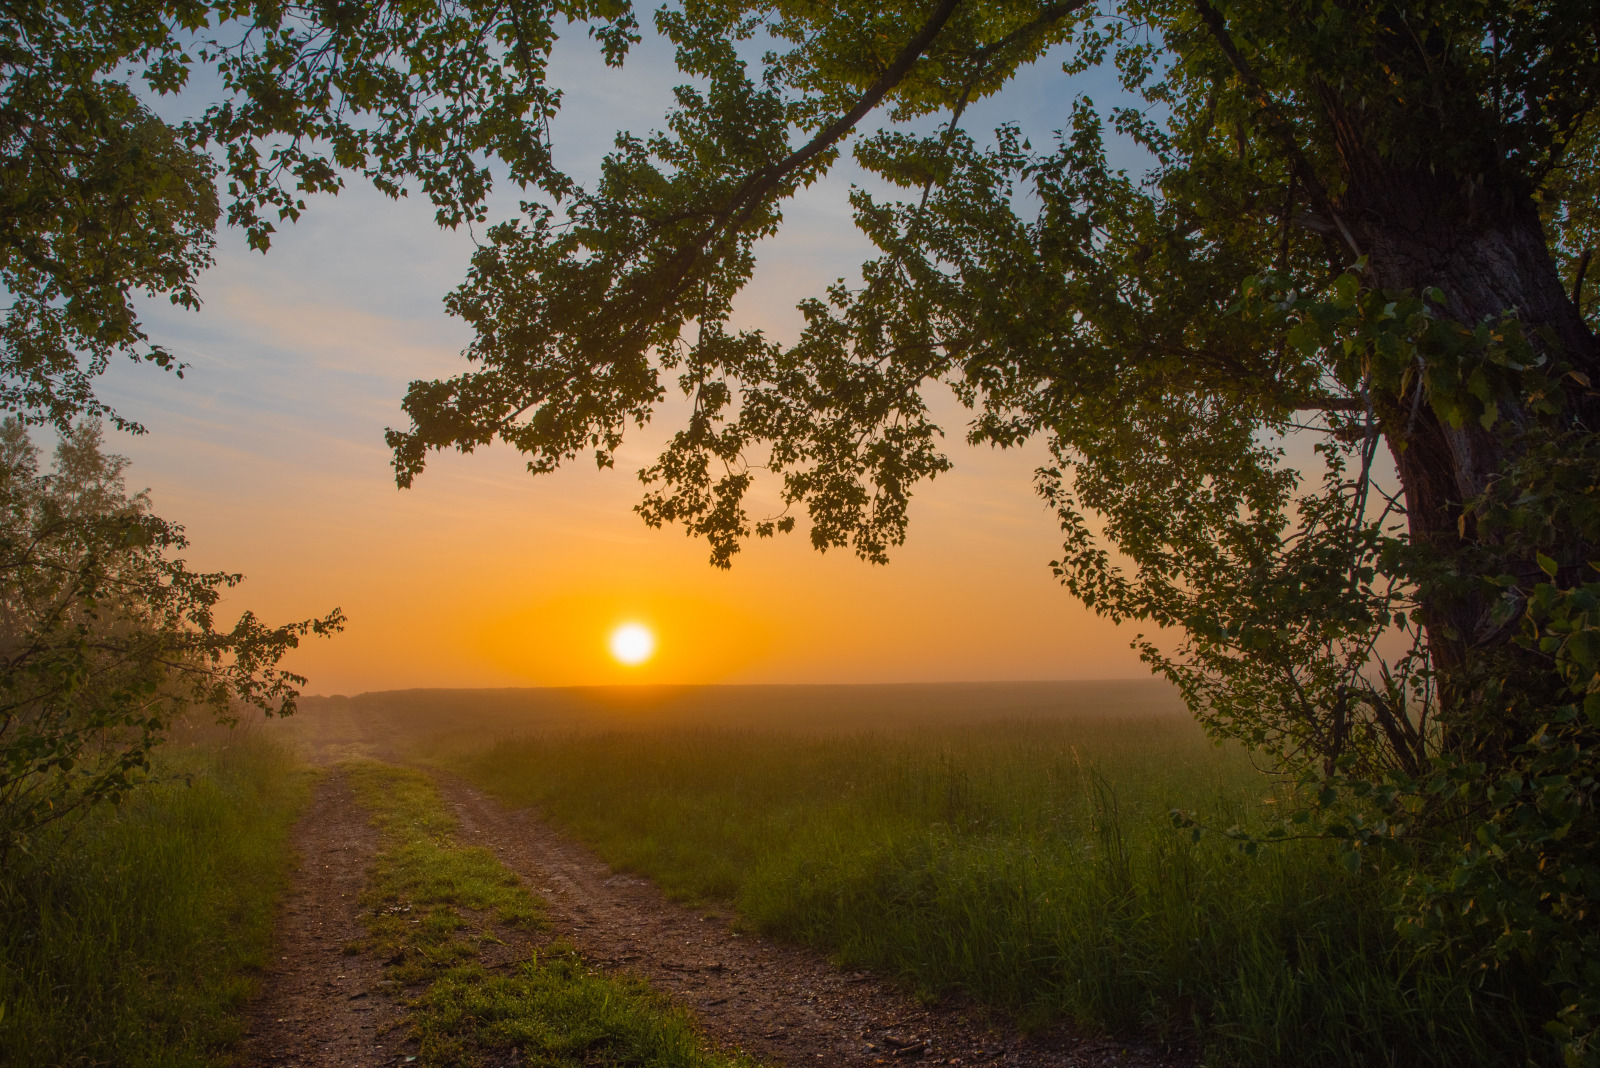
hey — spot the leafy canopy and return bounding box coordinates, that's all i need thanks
[0,420,343,858]
[8,0,1600,1058]
[1,0,636,431]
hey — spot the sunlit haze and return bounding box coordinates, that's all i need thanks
[100,36,1161,695]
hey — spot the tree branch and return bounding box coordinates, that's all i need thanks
[1190,0,1363,258]
[719,0,969,232]
[616,0,980,350]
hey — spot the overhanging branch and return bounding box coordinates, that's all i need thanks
[1191,0,1363,258]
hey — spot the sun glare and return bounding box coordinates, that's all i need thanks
[608,622,656,666]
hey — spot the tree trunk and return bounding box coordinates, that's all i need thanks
[1353,180,1600,748]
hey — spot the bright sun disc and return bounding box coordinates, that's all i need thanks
[608,623,655,666]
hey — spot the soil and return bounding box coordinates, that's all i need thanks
[438,776,1191,1068]
[241,708,1191,1068]
[235,771,418,1067]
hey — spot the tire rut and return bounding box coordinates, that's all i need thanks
[237,770,415,1067]
[436,775,1189,1068]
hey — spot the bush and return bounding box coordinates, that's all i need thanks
[0,420,340,859]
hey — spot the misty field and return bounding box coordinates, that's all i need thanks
[445,708,1543,1067]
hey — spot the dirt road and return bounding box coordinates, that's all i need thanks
[235,772,417,1067]
[438,775,1184,1068]
[241,710,1187,1067]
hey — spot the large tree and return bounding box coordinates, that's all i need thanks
[383,0,1598,762]
[375,0,1600,1054]
[7,0,1600,1055]
[385,3,1600,758]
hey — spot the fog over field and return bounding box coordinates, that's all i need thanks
[297,679,1187,738]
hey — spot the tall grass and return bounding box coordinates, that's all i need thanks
[345,761,767,1068]
[458,716,1548,1067]
[0,732,310,1067]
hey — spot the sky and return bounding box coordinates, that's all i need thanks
[94,21,1165,696]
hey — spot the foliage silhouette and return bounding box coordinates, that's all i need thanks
[0,420,341,858]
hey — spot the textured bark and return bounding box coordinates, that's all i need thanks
[1363,195,1599,537]
[1352,176,1600,735]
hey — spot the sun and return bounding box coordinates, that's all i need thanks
[607,622,656,666]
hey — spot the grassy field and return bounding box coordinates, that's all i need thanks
[345,761,766,1067]
[450,710,1549,1068]
[0,730,310,1067]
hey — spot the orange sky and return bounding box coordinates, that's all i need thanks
[99,39,1154,695]
[266,445,1145,694]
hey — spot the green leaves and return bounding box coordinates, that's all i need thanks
[1,0,641,431]
[0,420,343,859]
[0,57,219,433]
[386,1,1089,565]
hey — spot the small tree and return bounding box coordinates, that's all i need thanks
[0,421,342,859]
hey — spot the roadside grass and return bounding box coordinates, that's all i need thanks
[0,730,310,1067]
[344,761,768,1068]
[454,718,1549,1068]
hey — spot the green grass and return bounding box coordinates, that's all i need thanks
[346,761,545,989]
[454,717,1551,1068]
[0,731,310,1067]
[345,762,767,1068]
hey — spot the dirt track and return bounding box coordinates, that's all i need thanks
[439,775,1185,1068]
[241,707,1188,1067]
[236,772,416,1067]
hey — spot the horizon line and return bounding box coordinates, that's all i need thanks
[303,676,1167,701]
